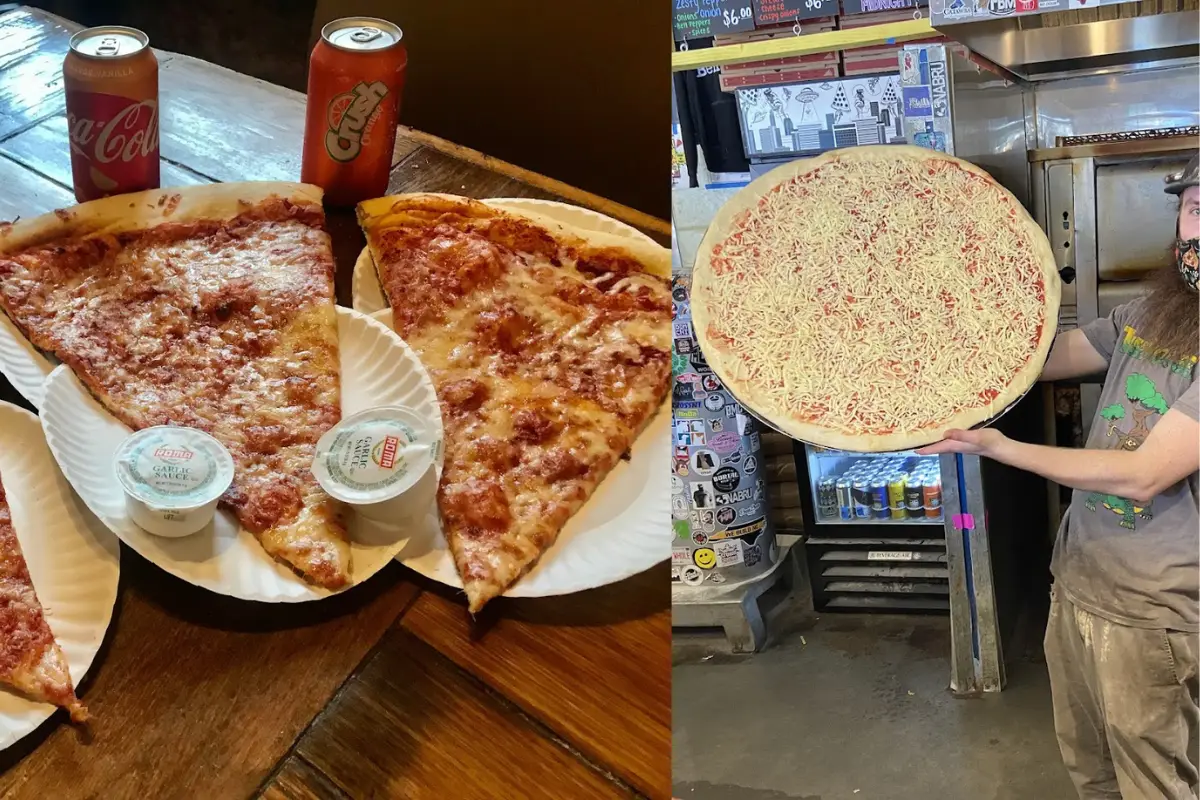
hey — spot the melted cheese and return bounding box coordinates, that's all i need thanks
[703,154,1048,435]
[363,200,671,610]
[0,210,350,588]
[0,473,83,719]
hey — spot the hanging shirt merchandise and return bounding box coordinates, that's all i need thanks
[1052,298,1200,633]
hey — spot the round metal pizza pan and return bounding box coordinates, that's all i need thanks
[717,370,1037,454]
[967,382,1036,432]
[687,144,1059,456]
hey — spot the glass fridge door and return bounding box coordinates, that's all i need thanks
[805,445,944,525]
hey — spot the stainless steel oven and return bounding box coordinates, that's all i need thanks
[1029,133,1196,439]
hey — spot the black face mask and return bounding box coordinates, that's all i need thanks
[1177,237,1200,291]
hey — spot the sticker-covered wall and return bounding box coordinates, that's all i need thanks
[671,277,783,587]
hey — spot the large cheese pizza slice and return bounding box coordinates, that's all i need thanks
[0,469,87,722]
[692,145,1060,452]
[357,194,671,612]
[0,183,349,588]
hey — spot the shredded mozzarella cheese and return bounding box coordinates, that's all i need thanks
[701,153,1048,436]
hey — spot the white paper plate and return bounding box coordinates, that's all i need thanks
[350,199,669,597]
[0,313,55,410]
[39,307,443,603]
[369,308,671,598]
[0,402,120,749]
[350,197,661,314]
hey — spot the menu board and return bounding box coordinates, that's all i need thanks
[928,0,1131,24]
[841,0,927,14]
[752,0,839,23]
[673,0,756,41]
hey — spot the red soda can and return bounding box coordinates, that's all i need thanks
[64,26,160,202]
[302,17,406,206]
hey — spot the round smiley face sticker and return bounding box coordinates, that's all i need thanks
[693,547,718,570]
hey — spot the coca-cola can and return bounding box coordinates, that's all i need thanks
[64,26,160,202]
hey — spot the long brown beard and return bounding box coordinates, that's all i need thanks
[1135,262,1200,361]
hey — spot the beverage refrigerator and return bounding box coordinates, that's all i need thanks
[795,446,950,613]
[790,383,1050,694]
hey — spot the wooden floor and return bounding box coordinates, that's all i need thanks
[0,8,671,799]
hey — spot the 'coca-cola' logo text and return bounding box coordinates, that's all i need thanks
[325,81,388,162]
[68,95,159,165]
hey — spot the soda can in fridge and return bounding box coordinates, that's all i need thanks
[887,474,908,520]
[923,477,943,519]
[836,478,853,520]
[904,475,924,518]
[852,479,872,519]
[816,477,838,518]
[870,479,889,519]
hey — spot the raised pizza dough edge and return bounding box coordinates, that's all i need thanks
[0,181,325,255]
[691,145,1061,453]
[358,192,671,280]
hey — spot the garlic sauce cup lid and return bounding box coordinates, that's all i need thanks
[113,426,235,509]
[311,406,438,506]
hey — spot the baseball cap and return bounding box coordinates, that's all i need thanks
[1165,152,1199,195]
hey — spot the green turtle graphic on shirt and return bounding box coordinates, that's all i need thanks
[1086,373,1167,529]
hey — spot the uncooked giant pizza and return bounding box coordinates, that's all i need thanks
[357,194,671,612]
[0,182,349,587]
[692,145,1060,452]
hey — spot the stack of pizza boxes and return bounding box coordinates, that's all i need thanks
[839,9,946,76]
[715,21,840,92]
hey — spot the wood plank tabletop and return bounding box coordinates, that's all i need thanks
[0,7,670,799]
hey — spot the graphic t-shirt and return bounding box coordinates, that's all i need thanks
[1051,298,1200,632]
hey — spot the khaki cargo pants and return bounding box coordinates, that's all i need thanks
[1046,586,1200,799]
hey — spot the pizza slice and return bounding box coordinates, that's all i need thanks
[0,470,87,722]
[0,183,350,588]
[357,194,671,611]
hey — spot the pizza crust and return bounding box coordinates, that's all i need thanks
[0,182,323,254]
[692,145,1060,453]
[358,193,670,281]
[0,181,330,376]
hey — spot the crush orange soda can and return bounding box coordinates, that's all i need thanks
[301,17,406,206]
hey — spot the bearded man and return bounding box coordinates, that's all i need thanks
[923,153,1200,799]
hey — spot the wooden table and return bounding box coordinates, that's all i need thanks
[0,8,671,799]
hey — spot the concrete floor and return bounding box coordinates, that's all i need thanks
[673,609,1077,800]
